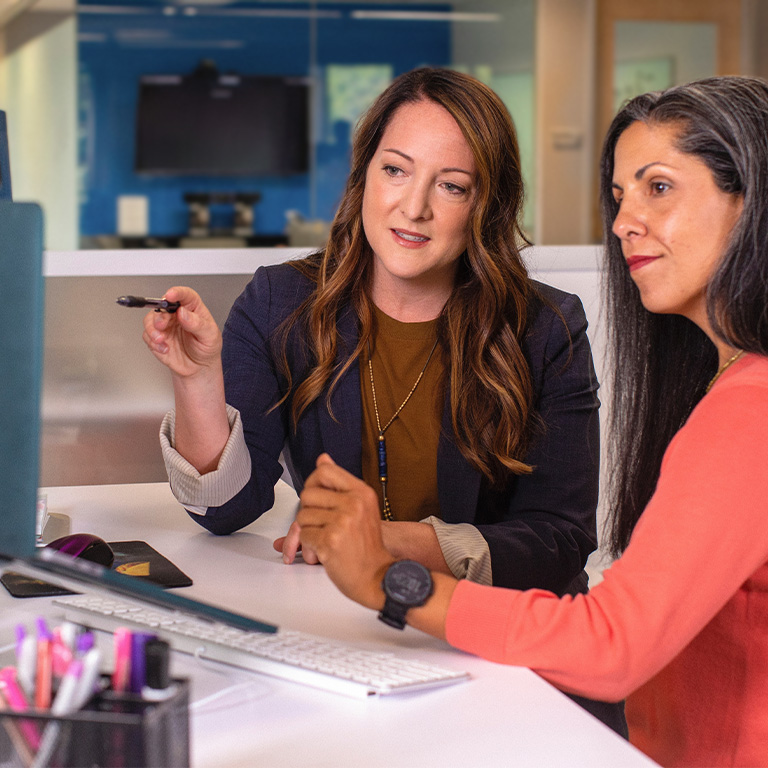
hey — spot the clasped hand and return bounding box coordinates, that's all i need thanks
[280,454,394,611]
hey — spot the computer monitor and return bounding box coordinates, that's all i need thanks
[0,110,11,200]
[0,200,44,556]
[135,73,309,176]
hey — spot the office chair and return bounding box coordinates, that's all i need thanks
[0,109,44,556]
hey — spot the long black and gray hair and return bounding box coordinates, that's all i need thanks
[600,76,768,555]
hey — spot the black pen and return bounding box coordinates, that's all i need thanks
[116,295,180,313]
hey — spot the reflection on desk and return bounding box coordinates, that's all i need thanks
[2,481,657,767]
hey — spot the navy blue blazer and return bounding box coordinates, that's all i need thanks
[198,262,600,595]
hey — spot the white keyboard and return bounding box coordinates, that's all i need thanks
[53,593,470,698]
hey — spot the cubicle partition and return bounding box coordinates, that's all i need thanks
[41,248,304,487]
[41,245,606,563]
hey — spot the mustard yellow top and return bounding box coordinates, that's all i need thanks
[360,305,445,522]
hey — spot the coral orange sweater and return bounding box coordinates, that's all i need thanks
[446,354,768,767]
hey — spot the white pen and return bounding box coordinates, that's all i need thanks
[59,622,80,652]
[16,634,36,700]
[50,659,83,717]
[73,648,101,710]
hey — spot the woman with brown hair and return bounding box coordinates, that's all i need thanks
[144,67,620,729]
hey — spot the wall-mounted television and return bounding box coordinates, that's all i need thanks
[135,69,310,176]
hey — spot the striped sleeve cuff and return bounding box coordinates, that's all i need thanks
[159,405,251,511]
[420,517,493,585]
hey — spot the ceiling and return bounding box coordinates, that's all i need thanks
[2,0,500,36]
[80,0,480,6]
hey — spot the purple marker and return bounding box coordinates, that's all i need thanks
[129,633,157,694]
[76,632,94,656]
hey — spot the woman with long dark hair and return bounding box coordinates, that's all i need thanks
[297,76,768,767]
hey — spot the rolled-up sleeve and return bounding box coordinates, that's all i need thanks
[160,404,251,512]
[421,516,492,585]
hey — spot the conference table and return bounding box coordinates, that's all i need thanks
[1,481,657,767]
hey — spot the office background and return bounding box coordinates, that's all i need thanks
[76,5,456,240]
[1,0,767,569]
[4,0,767,253]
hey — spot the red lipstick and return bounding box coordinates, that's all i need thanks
[626,255,660,273]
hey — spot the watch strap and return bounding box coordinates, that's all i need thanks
[378,596,410,630]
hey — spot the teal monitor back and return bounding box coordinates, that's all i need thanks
[0,111,11,200]
[0,201,44,556]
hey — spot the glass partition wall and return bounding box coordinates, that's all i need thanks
[4,0,755,251]
[76,0,536,249]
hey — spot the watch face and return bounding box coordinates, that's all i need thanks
[383,561,432,604]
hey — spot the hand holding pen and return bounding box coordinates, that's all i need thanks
[136,286,223,379]
[135,285,231,474]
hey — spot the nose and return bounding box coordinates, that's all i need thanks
[400,179,432,221]
[612,199,647,241]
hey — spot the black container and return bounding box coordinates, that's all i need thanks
[0,677,189,767]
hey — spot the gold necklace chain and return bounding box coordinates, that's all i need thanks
[705,350,745,394]
[368,338,439,521]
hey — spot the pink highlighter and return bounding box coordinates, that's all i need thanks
[52,627,74,679]
[112,628,132,694]
[0,666,41,751]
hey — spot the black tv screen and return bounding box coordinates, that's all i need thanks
[135,73,309,176]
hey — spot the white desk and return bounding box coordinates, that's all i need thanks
[1,482,656,767]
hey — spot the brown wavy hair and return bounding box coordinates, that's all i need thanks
[277,67,536,485]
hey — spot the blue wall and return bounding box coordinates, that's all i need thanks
[78,2,451,238]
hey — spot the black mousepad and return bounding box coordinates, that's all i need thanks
[109,540,193,588]
[0,571,75,598]
[1,540,192,597]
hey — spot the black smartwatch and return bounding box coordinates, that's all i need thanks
[378,560,434,630]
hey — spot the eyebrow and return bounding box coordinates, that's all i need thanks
[381,148,473,176]
[634,161,663,180]
[612,161,665,190]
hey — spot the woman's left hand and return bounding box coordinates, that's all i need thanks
[297,454,394,610]
[272,520,320,565]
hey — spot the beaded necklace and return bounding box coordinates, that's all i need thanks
[367,338,439,521]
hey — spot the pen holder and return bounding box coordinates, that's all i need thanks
[0,677,189,768]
